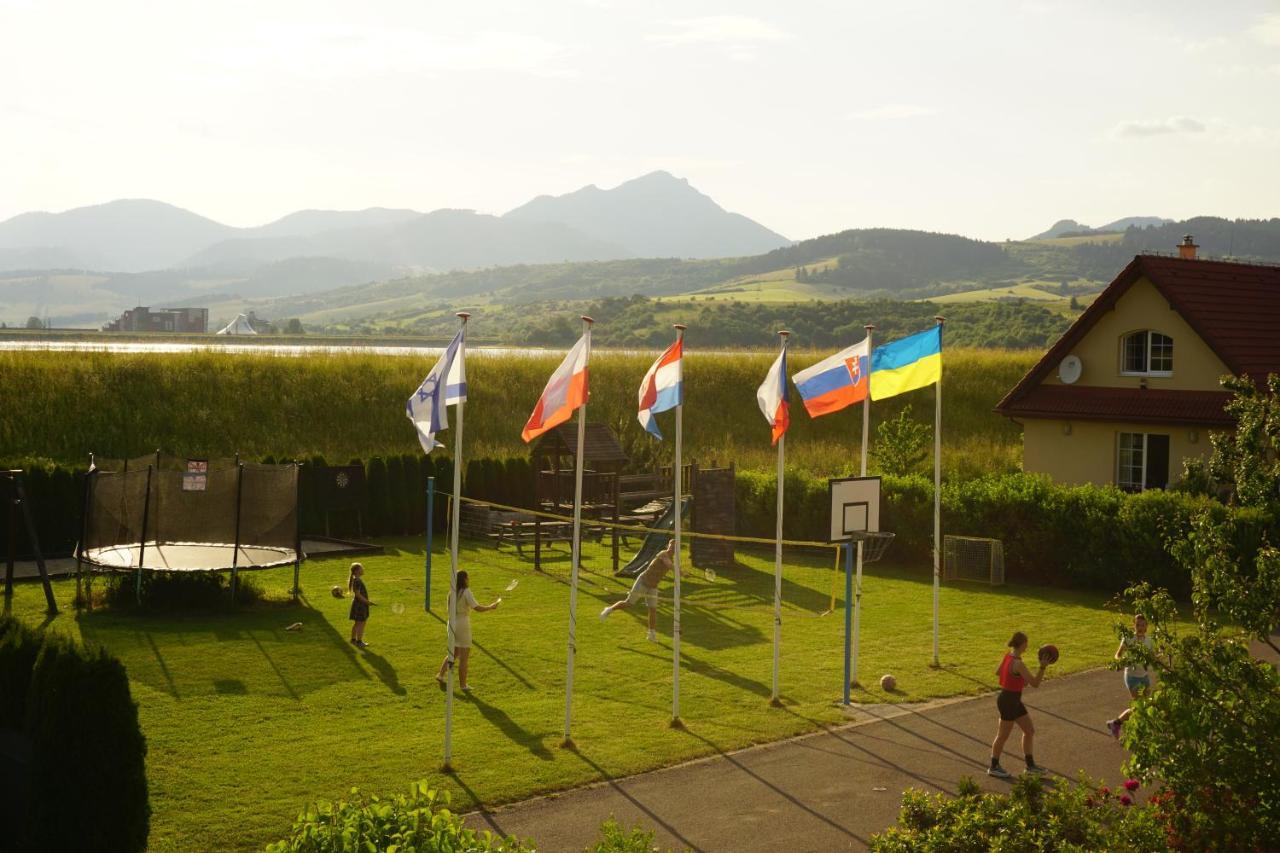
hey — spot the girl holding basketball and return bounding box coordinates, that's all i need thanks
[435,571,501,693]
[348,562,371,648]
[988,631,1052,778]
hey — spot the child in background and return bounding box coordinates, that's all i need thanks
[600,539,674,642]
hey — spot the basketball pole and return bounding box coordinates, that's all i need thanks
[932,316,945,668]
[563,315,592,747]
[671,324,685,727]
[771,330,789,707]
[444,311,468,771]
[852,323,874,690]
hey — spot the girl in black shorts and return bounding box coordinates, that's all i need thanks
[989,631,1050,778]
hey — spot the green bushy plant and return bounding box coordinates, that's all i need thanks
[103,570,264,611]
[265,781,529,852]
[0,615,41,729]
[873,405,930,476]
[586,818,661,852]
[871,775,1162,851]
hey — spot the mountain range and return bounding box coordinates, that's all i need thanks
[0,171,789,276]
[1030,216,1173,240]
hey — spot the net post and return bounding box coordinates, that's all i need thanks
[424,476,435,612]
[231,463,244,602]
[843,540,854,705]
[136,466,154,605]
[292,462,302,603]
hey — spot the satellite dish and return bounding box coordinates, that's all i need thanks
[1058,355,1082,384]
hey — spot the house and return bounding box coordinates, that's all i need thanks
[996,237,1280,491]
[104,306,209,333]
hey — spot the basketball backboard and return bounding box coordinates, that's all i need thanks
[828,476,881,543]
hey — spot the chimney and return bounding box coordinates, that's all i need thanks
[1178,234,1198,260]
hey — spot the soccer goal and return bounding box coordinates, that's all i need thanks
[943,535,1005,585]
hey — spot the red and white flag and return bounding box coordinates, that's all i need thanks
[522,333,590,442]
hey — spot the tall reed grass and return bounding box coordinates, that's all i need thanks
[0,347,1037,477]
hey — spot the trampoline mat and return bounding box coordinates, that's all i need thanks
[83,541,298,571]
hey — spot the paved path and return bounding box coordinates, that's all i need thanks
[466,668,1144,852]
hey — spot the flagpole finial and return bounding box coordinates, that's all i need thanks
[456,311,471,321]
[673,323,687,331]
[934,315,946,325]
[865,323,876,332]
[580,315,594,325]
[778,330,790,338]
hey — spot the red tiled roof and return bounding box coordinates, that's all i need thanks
[1001,385,1233,427]
[997,255,1280,417]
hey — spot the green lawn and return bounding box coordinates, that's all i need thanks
[9,537,1134,851]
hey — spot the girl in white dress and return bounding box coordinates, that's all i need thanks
[435,571,500,692]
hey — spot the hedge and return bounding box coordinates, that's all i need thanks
[0,615,150,852]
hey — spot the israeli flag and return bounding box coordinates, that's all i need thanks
[406,330,467,453]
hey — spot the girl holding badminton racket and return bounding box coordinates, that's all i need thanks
[435,571,501,693]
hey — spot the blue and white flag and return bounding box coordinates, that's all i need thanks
[406,330,467,453]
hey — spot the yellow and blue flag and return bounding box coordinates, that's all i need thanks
[870,326,942,401]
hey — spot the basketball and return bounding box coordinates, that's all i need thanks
[880,674,897,691]
[330,585,344,599]
[1038,644,1059,665]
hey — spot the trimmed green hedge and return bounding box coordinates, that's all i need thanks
[0,616,150,852]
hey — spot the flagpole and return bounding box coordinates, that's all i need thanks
[443,311,468,770]
[564,315,592,746]
[932,316,944,668]
[671,323,686,726]
[852,323,874,690]
[771,330,789,707]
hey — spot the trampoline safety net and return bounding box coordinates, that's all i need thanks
[81,462,299,572]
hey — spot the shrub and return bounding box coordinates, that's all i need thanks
[0,615,41,729]
[23,633,150,852]
[586,818,661,852]
[365,457,389,536]
[102,570,264,611]
[871,775,1162,851]
[265,781,529,852]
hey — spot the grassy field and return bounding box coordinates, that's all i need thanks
[0,348,1036,477]
[9,535,1142,851]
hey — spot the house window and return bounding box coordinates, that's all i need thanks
[1117,432,1170,492]
[1121,331,1173,376]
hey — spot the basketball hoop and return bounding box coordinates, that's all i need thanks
[848,530,895,563]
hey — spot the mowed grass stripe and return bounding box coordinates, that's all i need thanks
[11,537,1138,851]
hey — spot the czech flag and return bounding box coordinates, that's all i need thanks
[637,338,683,439]
[871,326,942,400]
[522,333,590,442]
[756,347,790,446]
[791,339,870,418]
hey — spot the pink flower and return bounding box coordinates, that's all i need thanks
[1099,787,1111,796]
[1120,794,1133,806]
[1124,779,1140,792]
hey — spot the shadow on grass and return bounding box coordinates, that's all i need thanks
[467,693,554,761]
[621,646,773,700]
[78,596,367,699]
[424,610,537,691]
[360,648,406,696]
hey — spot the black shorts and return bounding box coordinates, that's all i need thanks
[997,689,1027,721]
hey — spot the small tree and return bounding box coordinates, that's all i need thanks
[283,318,305,335]
[25,316,44,330]
[873,405,930,475]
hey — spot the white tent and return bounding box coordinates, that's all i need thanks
[216,314,258,336]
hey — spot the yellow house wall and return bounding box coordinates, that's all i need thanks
[1022,418,1214,487]
[1044,276,1230,390]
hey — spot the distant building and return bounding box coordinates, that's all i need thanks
[996,237,1280,491]
[104,306,208,333]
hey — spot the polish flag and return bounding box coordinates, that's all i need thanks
[522,333,591,442]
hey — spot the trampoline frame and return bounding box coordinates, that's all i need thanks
[76,458,304,603]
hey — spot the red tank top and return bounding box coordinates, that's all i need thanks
[998,653,1025,692]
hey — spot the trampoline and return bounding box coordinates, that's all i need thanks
[78,454,302,581]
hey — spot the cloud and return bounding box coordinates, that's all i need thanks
[1252,13,1280,46]
[849,104,935,121]
[648,16,793,47]
[1112,116,1207,138]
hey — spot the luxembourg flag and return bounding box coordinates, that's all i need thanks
[791,338,870,418]
[756,347,790,446]
[637,339,683,439]
[406,329,466,453]
[522,332,591,443]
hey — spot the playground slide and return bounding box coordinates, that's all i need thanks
[616,497,690,577]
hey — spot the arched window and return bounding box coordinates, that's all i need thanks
[1121,331,1173,375]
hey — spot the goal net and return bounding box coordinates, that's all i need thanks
[943,535,1004,585]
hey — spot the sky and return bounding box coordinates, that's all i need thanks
[2,0,1279,242]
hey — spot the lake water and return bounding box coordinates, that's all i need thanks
[0,340,539,358]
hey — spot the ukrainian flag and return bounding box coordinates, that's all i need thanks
[870,326,942,401]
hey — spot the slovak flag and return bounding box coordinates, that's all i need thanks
[406,330,467,454]
[791,338,870,418]
[756,347,790,446]
[522,332,591,443]
[637,338,683,439]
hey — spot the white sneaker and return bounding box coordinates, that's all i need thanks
[600,607,610,621]
[647,630,657,642]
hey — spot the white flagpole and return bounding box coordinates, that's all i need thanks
[564,315,593,745]
[771,330,789,706]
[932,316,944,668]
[672,323,686,725]
[852,323,874,690]
[444,311,468,770]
